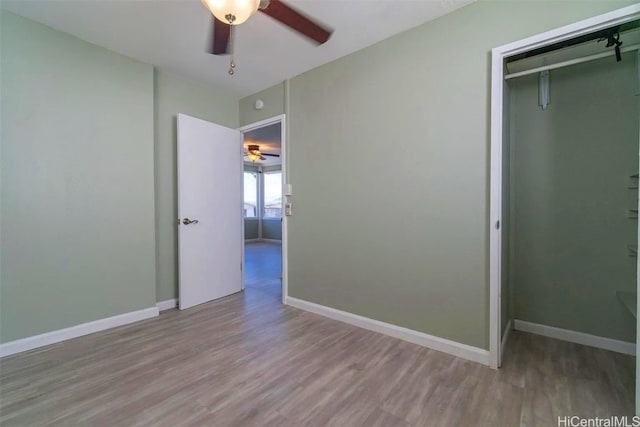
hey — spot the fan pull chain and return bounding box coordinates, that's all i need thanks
[229,55,236,75]
[228,23,236,76]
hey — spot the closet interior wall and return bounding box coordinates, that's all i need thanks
[506,51,639,344]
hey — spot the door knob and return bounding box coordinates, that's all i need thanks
[183,218,199,225]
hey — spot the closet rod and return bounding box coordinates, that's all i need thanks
[505,43,640,80]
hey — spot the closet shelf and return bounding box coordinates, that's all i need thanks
[616,291,637,319]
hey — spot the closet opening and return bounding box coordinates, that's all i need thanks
[490,4,640,415]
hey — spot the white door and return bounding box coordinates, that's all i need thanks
[177,113,243,310]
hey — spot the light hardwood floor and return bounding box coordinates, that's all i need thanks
[0,251,635,426]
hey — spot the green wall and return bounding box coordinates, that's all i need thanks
[154,70,238,302]
[245,219,259,240]
[239,83,285,127]
[0,12,156,342]
[239,0,636,349]
[510,53,638,343]
[263,220,282,241]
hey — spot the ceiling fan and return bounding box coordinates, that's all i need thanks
[245,144,280,162]
[202,0,333,72]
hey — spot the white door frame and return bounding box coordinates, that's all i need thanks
[239,114,288,304]
[489,4,640,370]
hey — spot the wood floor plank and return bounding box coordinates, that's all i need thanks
[519,374,570,427]
[362,408,411,427]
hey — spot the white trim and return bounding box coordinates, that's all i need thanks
[239,114,288,304]
[505,43,640,80]
[500,319,513,366]
[245,238,282,244]
[279,113,288,305]
[493,5,640,59]
[239,115,285,133]
[280,79,291,304]
[257,165,263,240]
[636,48,640,417]
[0,307,159,358]
[514,320,635,356]
[156,299,177,312]
[285,297,490,366]
[241,134,247,291]
[489,42,503,369]
[260,238,282,244]
[489,3,640,371]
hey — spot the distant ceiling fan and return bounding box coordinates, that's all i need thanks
[202,0,333,73]
[245,144,280,162]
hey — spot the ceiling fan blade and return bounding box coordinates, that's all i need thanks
[262,153,280,157]
[207,16,232,55]
[259,0,332,45]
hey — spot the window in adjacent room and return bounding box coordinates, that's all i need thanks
[263,171,282,218]
[243,171,258,218]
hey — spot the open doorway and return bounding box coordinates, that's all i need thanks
[240,116,287,303]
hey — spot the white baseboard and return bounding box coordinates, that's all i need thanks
[501,319,513,365]
[514,319,635,356]
[245,238,282,244]
[285,297,490,366]
[156,299,177,312]
[0,307,159,358]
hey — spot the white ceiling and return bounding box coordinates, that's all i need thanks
[1,0,473,97]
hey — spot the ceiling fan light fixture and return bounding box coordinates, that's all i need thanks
[247,144,262,162]
[247,152,261,162]
[201,0,260,25]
